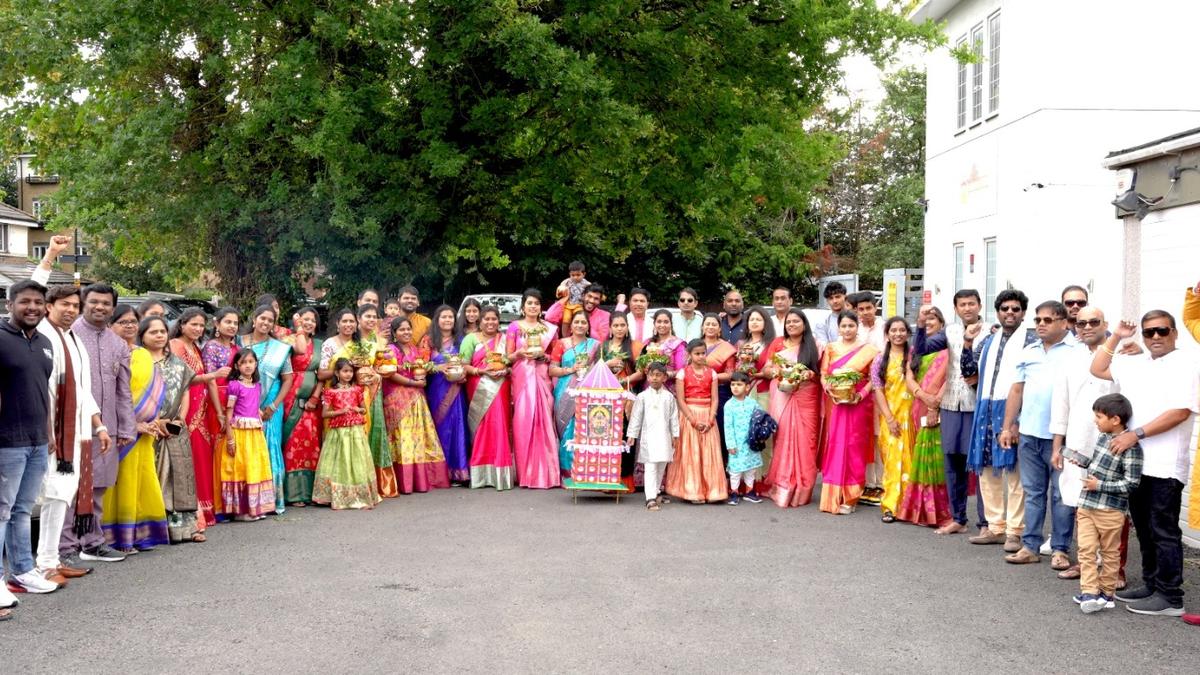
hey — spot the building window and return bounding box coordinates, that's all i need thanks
[32,244,50,260]
[0,224,8,253]
[984,238,998,321]
[31,197,47,219]
[953,243,965,292]
[988,11,1001,113]
[955,36,968,129]
[971,24,984,122]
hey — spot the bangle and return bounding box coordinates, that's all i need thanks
[94,425,108,435]
[1101,345,1116,356]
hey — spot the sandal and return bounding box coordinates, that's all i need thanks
[191,533,207,543]
[646,500,660,511]
[0,608,12,621]
[656,495,671,505]
[881,512,896,523]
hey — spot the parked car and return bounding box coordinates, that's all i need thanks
[458,293,523,328]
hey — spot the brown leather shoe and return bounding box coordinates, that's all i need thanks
[1004,547,1041,564]
[969,530,1007,545]
[56,565,91,579]
[1057,563,1081,580]
[41,570,69,587]
[1003,535,1023,553]
[1050,551,1071,571]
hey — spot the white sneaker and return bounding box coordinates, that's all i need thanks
[0,584,19,608]
[1039,540,1052,556]
[12,571,59,594]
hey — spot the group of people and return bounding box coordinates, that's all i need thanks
[2,246,1200,625]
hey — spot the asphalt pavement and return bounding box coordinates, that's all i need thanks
[5,487,1195,673]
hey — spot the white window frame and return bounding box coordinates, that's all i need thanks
[953,243,965,292]
[32,243,50,260]
[988,11,1001,115]
[984,237,998,322]
[970,24,985,124]
[0,223,8,253]
[955,36,968,130]
[31,197,45,219]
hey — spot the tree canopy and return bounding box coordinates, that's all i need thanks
[0,1,939,306]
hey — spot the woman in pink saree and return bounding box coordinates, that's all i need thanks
[818,310,879,515]
[460,306,514,490]
[506,289,561,489]
[762,307,822,507]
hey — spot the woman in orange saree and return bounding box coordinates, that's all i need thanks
[762,307,822,507]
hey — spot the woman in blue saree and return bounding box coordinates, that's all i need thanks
[427,305,470,484]
[239,305,293,513]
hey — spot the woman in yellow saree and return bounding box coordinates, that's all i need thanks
[869,317,915,523]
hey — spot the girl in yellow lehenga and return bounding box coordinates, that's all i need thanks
[101,318,170,552]
[870,317,916,523]
[218,348,276,520]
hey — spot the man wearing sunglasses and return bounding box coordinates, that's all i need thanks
[966,289,1036,552]
[1061,285,1090,335]
[998,301,1081,566]
[1090,310,1198,617]
[672,288,703,341]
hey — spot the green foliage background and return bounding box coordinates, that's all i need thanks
[0,1,939,307]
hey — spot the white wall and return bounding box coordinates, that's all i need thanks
[1,222,30,256]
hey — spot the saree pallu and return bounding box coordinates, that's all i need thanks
[428,344,470,483]
[896,350,952,526]
[172,339,217,527]
[706,340,737,463]
[508,322,561,489]
[282,336,323,503]
[384,344,450,493]
[818,343,878,514]
[201,340,235,520]
[102,348,169,550]
[218,418,276,518]
[464,335,515,490]
[154,353,201,543]
[247,337,292,512]
[665,400,728,502]
[553,338,599,476]
[876,356,914,515]
[765,380,821,507]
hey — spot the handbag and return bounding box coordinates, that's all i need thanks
[748,407,778,453]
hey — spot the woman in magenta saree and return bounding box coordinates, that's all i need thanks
[427,305,470,484]
[818,311,879,515]
[460,306,514,490]
[897,307,953,527]
[506,289,561,489]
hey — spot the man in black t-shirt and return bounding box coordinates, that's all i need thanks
[0,280,60,614]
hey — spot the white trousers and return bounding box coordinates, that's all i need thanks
[37,497,68,572]
[729,469,757,491]
[643,462,668,502]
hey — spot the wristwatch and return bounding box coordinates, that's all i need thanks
[1134,427,1146,440]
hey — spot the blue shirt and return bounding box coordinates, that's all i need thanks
[723,396,763,473]
[1014,334,1080,439]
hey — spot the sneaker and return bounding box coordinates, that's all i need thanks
[1003,535,1023,553]
[1126,593,1185,617]
[1078,594,1112,614]
[0,585,18,609]
[743,491,763,504]
[80,545,127,563]
[726,495,741,505]
[11,571,59,594]
[1115,585,1155,603]
[1039,540,1052,556]
[969,530,1006,545]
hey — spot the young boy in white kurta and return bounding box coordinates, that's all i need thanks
[627,362,679,510]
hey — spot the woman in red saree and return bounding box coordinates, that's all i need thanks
[281,307,324,505]
[700,314,737,462]
[460,306,515,490]
[819,311,880,515]
[169,309,229,529]
[763,307,822,507]
[200,307,240,519]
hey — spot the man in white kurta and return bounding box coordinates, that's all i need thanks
[627,366,680,506]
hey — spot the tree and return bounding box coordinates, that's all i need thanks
[0,2,940,307]
[0,159,16,207]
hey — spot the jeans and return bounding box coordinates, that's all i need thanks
[1129,475,1185,605]
[941,410,987,528]
[1018,434,1074,553]
[0,444,49,576]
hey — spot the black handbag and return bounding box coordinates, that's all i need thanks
[748,408,778,453]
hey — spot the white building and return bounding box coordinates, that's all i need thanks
[912,0,1200,322]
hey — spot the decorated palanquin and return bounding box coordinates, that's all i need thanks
[565,361,634,491]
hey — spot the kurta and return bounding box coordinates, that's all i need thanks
[629,386,679,464]
[71,317,135,486]
[722,396,763,474]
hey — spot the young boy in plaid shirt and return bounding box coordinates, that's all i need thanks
[1072,393,1143,613]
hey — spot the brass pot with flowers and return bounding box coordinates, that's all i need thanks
[826,367,864,404]
[444,354,466,382]
[635,349,670,373]
[346,341,380,385]
[373,349,399,377]
[484,349,510,376]
[736,344,759,376]
[521,325,548,359]
[408,358,434,384]
[770,354,809,394]
[605,350,628,374]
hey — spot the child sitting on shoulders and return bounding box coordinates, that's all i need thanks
[723,371,765,505]
[548,260,591,331]
[1072,393,1143,614]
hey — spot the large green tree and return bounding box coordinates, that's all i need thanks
[0,1,938,306]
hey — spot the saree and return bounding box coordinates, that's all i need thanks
[896,350,953,526]
[762,338,821,507]
[819,342,879,514]
[462,333,515,490]
[281,334,323,503]
[644,336,687,373]
[244,337,293,512]
[172,338,217,526]
[665,367,728,502]
[507,321,561,489]
[154,353,201,543]
[872,352,914,516]
[101,348,170,550]
[428,339,470,483]
[201,339,236,518]
[383,343,450,493]
[328,336,398,498]
[552,337,599,476]
[705,339,737,462]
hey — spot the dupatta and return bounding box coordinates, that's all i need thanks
[120,348,167,460]
[912,348,950,422]
[466,333,507,433]
[282,335,322,439]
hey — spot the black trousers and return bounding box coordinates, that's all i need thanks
[1128,475,1184,605]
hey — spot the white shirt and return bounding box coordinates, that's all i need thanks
[941,322,978,412]
[1109,349,1199,482]
[1050,347,1118,507]
[626,313,655,345]
[672,313,703,342]
[628,386,679,464]
[770,313,788,337]
[37,318,100,502]
[857,320,885,352]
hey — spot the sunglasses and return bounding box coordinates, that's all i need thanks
[1142,326,1172,338]
[1063,299,1088,308]
[998,305,1023,313]
[678,297,696,303]
[1033,316,1063,325]
[1075,318,1103,329]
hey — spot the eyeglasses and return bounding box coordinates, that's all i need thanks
[1142,326,1172,338]
[1033,316,1062,325]
[998,305,1023,313]
[678,297,696,303]
[1063,299,1088,308]
[1075,318,1103,329]
[114,319,138,326]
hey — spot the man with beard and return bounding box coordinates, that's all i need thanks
[1061,285,1089,335]
[0,279,59,608]
[396,285,431,349]
[718,289,747,345]
[769,286,792,336]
